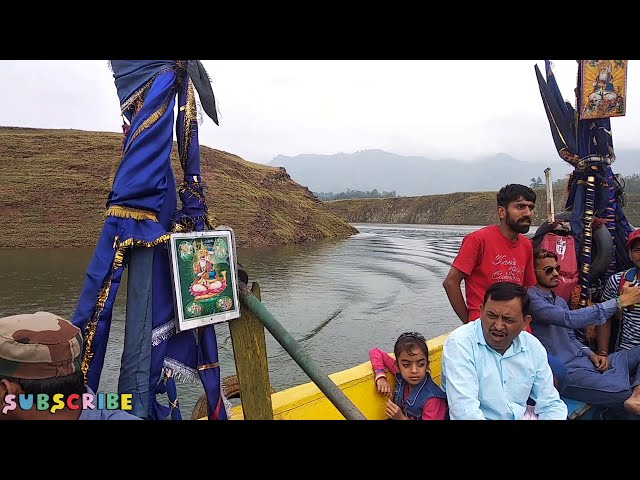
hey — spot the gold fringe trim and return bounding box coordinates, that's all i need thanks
[119,65,176,114]
[126,98,171,152]
[178,182,206,203]
[179,80,198,171]
[113,235,171,270]
[81,318,99,380]
[170,213,216,233]
[80,233,171,382]
[559,148,580,166]
[171,217,197,233]
[120,79,154,114]
[198,362,220,371]
[104,205,159,222]
[81,278,113,380]
[206,214,216,230]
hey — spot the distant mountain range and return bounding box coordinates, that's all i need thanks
[269,149,640,196]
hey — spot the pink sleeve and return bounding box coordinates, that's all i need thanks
[422,397,448,420]
[452,233,480,276]
[369,347,399,378]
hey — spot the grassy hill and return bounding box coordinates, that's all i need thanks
[0,127,357,248]
[325,189,640,227]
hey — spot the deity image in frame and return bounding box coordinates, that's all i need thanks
[580,60,627,120]
[169,229,240,331]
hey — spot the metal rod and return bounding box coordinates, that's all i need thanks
[239,290,367,420]
[544,167,555,223]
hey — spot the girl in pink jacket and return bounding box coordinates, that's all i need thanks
[369,332,448,420]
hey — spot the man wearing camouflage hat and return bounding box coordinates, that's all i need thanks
[0,311,139,420]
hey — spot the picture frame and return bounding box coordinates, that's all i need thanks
[168,229,241,331]
[579,60,627,120]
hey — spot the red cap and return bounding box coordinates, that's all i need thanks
[627,229,640,249]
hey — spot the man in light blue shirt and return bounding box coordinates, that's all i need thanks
[441,281,568,420]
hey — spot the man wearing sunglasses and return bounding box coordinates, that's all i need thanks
[528,248,640,418]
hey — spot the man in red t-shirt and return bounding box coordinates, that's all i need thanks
[443,184,537,324]
[442,184,567,392]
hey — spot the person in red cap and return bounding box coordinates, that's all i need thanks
[598,230,640,354]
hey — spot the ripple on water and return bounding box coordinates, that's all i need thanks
[0,224,485,414]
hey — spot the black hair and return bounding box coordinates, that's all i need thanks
[533,247,558,263]
[483,281,530,316]
[1,370,85,397]
[496,184,536,209]
[394,332,429,366]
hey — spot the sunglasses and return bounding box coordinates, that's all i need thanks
[535,265,562,275]
[397,331,426,342]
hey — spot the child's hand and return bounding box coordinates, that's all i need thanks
[375,377,392,397]
[385,399,407,420]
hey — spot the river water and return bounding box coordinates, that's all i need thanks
[0,223,514,417]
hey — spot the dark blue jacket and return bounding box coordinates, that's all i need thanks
[393,373,447,420]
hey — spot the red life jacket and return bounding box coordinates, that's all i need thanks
[539,233,579,303]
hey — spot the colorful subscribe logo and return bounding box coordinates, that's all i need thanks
[2,393,133,414]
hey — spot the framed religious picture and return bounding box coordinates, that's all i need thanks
[580,60,627,120]
[168,229,241,331]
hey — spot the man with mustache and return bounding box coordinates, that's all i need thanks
[528,247,640,419]
[441,281,568,419]
[442,184,566,392]
[443,184,537,325]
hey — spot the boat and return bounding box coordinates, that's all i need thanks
[201,330,590,420]
[199,60,634,421]
[72,61,632,421]
[224,332,444,420]
[532,60,635,420]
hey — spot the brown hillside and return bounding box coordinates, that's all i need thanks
[325,189,640,227]
[0,127,358,248]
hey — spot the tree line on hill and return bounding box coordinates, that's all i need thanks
[314,189,398,201]
[315,173,640,202]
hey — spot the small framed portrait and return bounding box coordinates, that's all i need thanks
[579,60,627,120]
[168,229,241,331]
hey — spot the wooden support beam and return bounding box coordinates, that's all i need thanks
[228,281,274,419]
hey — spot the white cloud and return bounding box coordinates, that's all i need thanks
[1,60,638,166]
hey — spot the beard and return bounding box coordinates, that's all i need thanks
[506,215,531,234]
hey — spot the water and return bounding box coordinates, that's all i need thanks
[0,223,511,417]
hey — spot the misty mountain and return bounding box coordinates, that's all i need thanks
[269,149,640,196]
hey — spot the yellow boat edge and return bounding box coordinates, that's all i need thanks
[226,332,450,420]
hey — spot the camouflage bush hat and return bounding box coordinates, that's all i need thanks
[0,312,83,380]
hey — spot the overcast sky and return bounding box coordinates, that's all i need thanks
[1,60,637,165]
